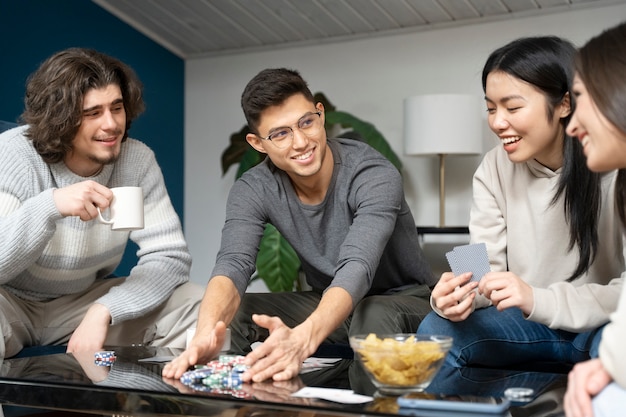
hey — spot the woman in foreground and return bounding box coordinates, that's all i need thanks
[564,21,626,417]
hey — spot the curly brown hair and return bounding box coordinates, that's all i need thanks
[20,48,145,163]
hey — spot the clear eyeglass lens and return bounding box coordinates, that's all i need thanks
[268,129,290,145]
[267,112,321,149]
[298,114,318,130]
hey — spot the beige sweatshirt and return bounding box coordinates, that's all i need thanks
[468,145,624,332]
[599,275,626,387]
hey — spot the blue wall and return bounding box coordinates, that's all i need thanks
[0,0,185,276]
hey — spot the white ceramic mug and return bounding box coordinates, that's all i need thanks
[97,186,144,231]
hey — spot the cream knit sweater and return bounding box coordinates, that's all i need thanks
[470,145,624,331]
[0,126,191,325]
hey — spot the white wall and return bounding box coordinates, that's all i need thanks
[185,4,626,284]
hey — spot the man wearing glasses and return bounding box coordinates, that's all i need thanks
[163,68,435,382]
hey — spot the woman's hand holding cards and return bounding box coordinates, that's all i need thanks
[432,272,479,322]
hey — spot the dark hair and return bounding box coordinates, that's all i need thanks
[575,22,626,225]
[483,36,602,282]
[20,48,145,163]
[241,68,315,134]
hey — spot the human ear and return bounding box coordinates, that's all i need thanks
[559,92,572,118]
[246,133,267,154]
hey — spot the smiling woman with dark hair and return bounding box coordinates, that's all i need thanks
[564,21,626,417]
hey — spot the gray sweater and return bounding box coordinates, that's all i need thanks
[0,126,191,324]
[212,138,435,305]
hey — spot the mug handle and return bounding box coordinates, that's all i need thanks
[96,207,114,225]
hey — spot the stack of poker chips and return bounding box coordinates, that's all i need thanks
[180,354,251,397]
[94,350,117,366]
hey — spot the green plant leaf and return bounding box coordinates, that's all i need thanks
[256,224,301,292]
[236,146,265,179]
[221,125,251,176]
[325,110,403,171]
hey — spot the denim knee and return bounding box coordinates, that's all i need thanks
[588,325,606,359]
[417,311,449,334]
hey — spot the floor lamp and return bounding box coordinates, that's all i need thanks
[404,94,483,228]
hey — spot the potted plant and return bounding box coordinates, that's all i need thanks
[220,93,402,292]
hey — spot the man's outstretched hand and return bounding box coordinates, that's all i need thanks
[241,314,315,383]
[162,321,228,379]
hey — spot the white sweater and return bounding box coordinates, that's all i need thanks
[600,279,626,387]
[0,126,191,324]
[469,145,624,331]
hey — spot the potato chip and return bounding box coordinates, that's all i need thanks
[353,333,448,387]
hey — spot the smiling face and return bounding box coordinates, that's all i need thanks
[246,94,332,187]
[64,84,126,177]
[567,74,626,172]
[485,71,571,170]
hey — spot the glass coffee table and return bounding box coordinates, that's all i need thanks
[0,346,568,416]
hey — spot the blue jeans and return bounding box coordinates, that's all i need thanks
[417,306,603,368]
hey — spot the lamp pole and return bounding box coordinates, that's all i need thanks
[439,153,446,228]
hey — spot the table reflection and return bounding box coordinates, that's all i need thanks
[0,346,568,416]
[348,359,566,416]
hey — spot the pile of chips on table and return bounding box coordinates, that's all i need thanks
[94,350,116,366]
[180,354,252,398]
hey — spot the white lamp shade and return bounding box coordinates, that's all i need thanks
[404,94,483,156]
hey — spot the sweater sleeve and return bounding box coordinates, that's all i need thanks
[0,133,64,282]
[326,156,403,305]
[210,176,266,298]
[599,280,626,388]
[529,277,623,332]
[95,144,191,324]
[0,190,63,281]
[467,150,506,310]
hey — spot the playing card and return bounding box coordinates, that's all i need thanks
[445,250,462,276]
[446,243,490,283]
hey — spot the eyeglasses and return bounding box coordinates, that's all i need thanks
[258,111,323,149]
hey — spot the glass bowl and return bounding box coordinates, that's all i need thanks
[349,333,452,395]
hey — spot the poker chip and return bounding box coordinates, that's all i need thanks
[231,390,250,399]
[180,354,250,397]
[95,350,116,359]
[504,387,534,401]
[94,350,117,366]
[232,364,248,373]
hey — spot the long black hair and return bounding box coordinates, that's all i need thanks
[575,22,626,226]
[483,36,602,281]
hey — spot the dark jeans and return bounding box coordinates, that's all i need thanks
[229,284,432,354]
[417,306,603,368]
